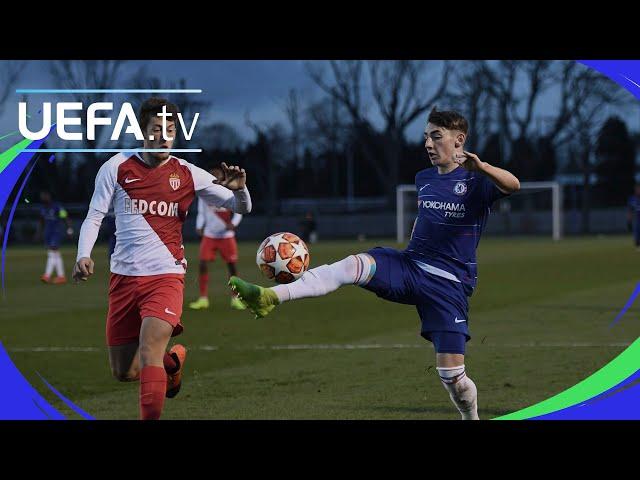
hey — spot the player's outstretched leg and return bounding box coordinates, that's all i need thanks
[437,364,479,420]
[228,276,279,318]
[229,253,376,319]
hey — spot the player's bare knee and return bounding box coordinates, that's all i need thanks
[140,317,172,345]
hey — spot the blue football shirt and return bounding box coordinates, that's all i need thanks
[404,166,508,292]
[39,203,66,231]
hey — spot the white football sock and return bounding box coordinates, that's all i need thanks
[437,365,479,420]
[44,250,55,276]
[272,253,376,303]
[54,251,65,277]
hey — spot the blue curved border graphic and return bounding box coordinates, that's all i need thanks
[0,134,93,419]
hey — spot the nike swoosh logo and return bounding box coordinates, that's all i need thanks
[124,178,141,184]
[419,184,430,192]
[165,307,177,316]
[454,317,466,323]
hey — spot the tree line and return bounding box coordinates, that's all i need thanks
[2,60,636,220]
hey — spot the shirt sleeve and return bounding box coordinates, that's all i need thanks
[188,163,252,214]
[196,197,206,230]
[89,160,117,214]
[223,187,252,214]
[480,174,510,207]
[231,212,243,227]
[76,207,106,260]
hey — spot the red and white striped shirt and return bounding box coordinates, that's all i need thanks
[77,152,251,276]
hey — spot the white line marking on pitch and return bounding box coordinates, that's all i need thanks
[6,342,632,353]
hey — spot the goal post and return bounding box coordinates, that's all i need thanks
[396,181,563,243]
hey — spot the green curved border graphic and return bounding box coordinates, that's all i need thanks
[0,137,32,175]
[495,337,640,419]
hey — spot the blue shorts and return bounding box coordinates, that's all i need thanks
[44,229,62,249]
[361,247,470,354]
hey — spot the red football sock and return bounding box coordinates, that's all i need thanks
[199,273,209,297]
[163,351,178,374]
[139,365,167,420]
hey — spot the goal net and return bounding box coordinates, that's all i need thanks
[396,181,563,243]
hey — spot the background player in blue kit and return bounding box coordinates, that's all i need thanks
[627,184,640,249]
[38,191,74,284]
[230,108,520,420]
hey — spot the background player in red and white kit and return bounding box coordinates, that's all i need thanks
[72,98,252,420]
[189,165,245,311]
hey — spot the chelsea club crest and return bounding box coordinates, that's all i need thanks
[454,182,467,195]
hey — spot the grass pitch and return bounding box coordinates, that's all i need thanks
[1,235,639,419]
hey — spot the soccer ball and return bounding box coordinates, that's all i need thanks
[256,232,310,284]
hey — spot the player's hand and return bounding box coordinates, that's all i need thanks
[72,257,94,282]
[66,227,74,238]
[225,222,235,231]
[196,228,204,237]
[213,162,246,191]
[454,151,487,172]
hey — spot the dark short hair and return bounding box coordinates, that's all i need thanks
[139,97,180,131]
[428,107,468,135]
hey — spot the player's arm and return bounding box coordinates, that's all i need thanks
[191,162,252,214]
[224,213,242,232]
[73,208,105,281]
[73,161,115,282]
[212,162,252,213]
[455,151,520,194]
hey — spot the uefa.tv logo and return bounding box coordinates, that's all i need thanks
[16,88,202,153]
